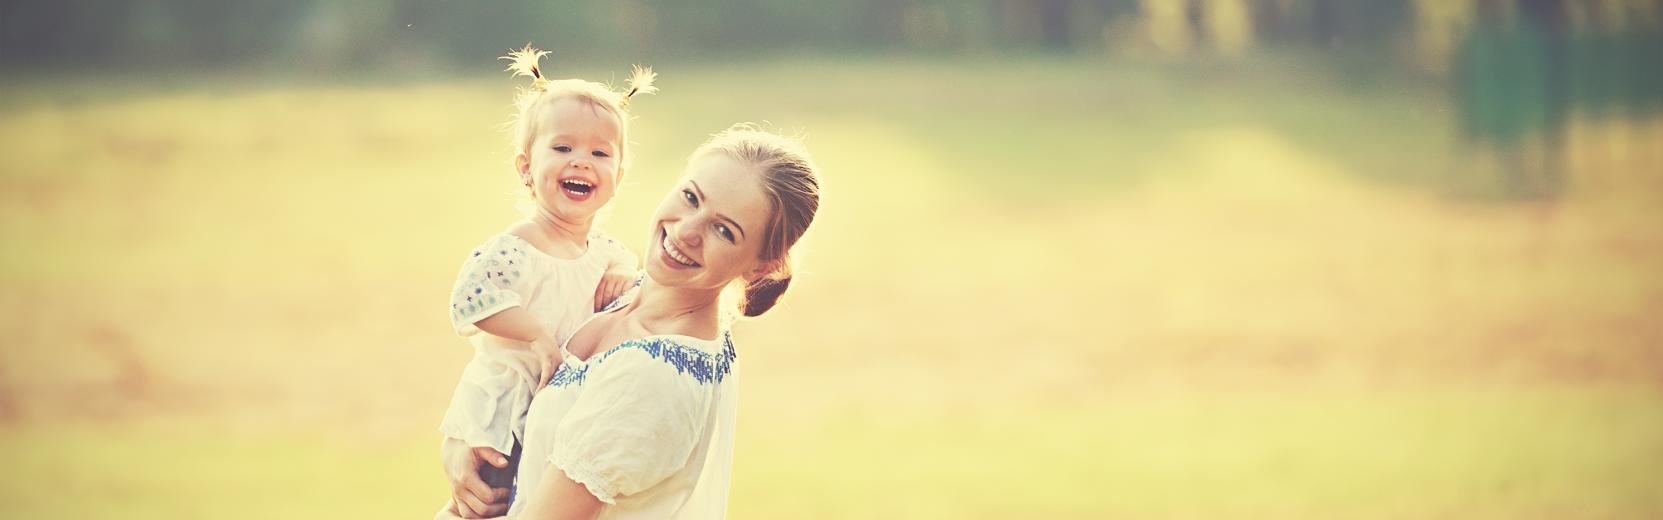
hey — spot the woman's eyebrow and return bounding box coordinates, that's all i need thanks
[689,180,747,239]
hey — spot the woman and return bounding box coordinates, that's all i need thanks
[441,124,820,519]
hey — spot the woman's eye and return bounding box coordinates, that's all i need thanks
[715,223,735,242]
[681,189,698,207]
[592,150,610,158]
[553,145,572,153]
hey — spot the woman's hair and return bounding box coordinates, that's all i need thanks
[692,124,821,317]
[502,45,656,171]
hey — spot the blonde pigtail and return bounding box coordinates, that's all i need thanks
[501,44,551,92]
[621,64,658,107]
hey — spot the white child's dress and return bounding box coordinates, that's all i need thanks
[439,231,636,456]
[509,294,740,519]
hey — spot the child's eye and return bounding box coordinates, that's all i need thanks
[714,223,735,242]
[553,145,572,153]
[592,150,610,158]
[681,188,698,207]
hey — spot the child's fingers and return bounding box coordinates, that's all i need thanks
[600,280,616,310]
[539,357,555,390]
[594,278,612,311]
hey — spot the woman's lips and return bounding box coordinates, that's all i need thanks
[660,227,700,268]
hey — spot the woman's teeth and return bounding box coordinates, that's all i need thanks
[662,233,699,267]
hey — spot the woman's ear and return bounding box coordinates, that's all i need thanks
[515,152,532,186]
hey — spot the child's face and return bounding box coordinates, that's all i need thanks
[516,96,623,223]
[644,152,776,291]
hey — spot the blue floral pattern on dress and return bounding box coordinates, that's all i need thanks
[549,331,736,389]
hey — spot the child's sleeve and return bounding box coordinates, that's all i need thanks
[449,235,534,336]
[592,230,639,271]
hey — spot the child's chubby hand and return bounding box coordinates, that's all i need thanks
[529,336,563,391]
[594,267,638,312]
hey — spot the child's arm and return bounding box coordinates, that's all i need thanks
[451,236,563,385]
[475,308,562,388]
[473,306,550,343]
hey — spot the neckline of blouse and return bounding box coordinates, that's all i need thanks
[561,292,732,365]
[504,232,602,264]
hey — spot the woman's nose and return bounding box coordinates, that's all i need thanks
[674,219,703,248]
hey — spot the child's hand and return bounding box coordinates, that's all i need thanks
[529,336,562,390]
[594,268,638,312]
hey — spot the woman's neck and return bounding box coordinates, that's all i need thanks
[627,277,724,341]
[529,204,592,247]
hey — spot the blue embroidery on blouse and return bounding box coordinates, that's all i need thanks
[549,331,736,389]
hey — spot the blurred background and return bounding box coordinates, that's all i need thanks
[2,0,1661,518]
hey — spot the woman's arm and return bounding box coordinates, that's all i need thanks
[513,465,607,520]
[435,464,604,520]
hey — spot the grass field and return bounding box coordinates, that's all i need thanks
[2,56,1661,518]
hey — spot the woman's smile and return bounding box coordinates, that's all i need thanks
[659,226,701,268]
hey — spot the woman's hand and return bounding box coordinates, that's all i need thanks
[441,437,512,518]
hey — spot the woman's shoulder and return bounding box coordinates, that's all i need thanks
[552,332,737,390]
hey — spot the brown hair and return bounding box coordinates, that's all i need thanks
[692,124,821,317]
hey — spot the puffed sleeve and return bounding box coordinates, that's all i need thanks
[548,345,709,504]
[591,230,639,270]
[449,234,534,335]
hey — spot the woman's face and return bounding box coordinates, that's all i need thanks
[645,152,775,291]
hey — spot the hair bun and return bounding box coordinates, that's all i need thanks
[741,276,792,317]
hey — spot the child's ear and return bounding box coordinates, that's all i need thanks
[514,152,532,186]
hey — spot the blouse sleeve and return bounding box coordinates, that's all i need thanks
[548,345,708,504]
[449,235,534,335]
[591,230,639,271]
